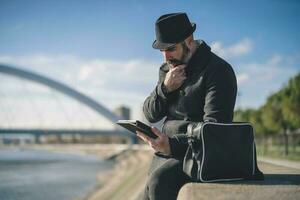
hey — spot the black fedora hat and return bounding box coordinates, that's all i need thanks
[152,13,196,49]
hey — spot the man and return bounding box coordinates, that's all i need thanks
[137,13,237,200]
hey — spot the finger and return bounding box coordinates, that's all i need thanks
[177,70,185,77]
[175,70,186,78]
[172,67,182,74]
[136,131,151,142]
[175,64,186,70]
[136,131,150,141]
[171,65,185,72]
[150,139,158,149]
[174,78,186,86]
[178,77,187,83]
[151,127,163,138]
[136,132,147,142]
[137,131,158,150]
[174,74,186,82]
[178,74,186,80]
[168,63,176,69]
[169,66,178,71]
[171,70,185,79]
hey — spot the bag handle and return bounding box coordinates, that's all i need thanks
[187,122,207,139]
[187,123,194,138]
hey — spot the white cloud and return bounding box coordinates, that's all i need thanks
[236,73,249,85]
[266,53,282,66]
[1,48,299,126]
[0,53,159,86]
[78,66,94,81]
[211,38,253,59]
[210,38,298,109]
[240,54,293,83]
[235,53,299,108]
[0,54,81,69]
[77,59,157,84]
[0,54,160,125]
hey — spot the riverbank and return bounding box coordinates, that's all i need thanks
[0,146,113,200]
[3,144,298,200]
[0,144,153,200]
[82,146,152,200]
[0,144,135,160]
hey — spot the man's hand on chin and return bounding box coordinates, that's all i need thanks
[136,127,171,156]
[163,64,187,92]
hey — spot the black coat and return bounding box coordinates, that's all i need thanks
[143,40,237,159]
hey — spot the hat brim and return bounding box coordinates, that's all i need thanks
[152,23,196,50]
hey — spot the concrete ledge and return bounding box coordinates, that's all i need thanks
[178,161,300,200]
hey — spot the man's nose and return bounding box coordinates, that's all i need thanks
[163,51,171,60]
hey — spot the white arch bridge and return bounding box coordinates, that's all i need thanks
[0,64,136,143]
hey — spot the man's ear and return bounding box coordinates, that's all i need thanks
[185,35,194,48]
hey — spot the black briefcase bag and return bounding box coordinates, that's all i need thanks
[183,122,264,182]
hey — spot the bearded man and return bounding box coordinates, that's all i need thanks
[137,13,237,200]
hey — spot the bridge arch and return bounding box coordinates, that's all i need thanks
[0,64,121,123]
[0,64,134,140]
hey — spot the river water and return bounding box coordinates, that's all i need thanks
[0,148,113,200]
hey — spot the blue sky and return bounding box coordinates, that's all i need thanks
[0,0,300,126]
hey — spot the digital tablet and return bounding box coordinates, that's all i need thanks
[116,120,158,139]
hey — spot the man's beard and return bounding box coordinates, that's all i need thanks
[167,42,191,67]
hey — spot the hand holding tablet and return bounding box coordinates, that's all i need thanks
[116,120,158,139]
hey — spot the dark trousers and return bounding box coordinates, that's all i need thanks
[142,154,192,200]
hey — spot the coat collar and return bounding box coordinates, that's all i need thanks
[160,40,211,74]
[186,40,211,74]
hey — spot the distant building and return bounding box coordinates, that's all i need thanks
[114,105,131,120]
[0,134,35,145]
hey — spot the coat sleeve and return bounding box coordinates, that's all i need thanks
[169,62,237,159]
[203,62,237,123]
[143,66,175,123]
[169,133,189,159]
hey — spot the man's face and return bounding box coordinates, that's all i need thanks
[160,42,191,68]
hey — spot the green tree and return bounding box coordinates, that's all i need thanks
[261,92,286,135]
[235,72,300,136]
[234,108,266,135]
[249,109,267,135]
[281,73,300,129]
